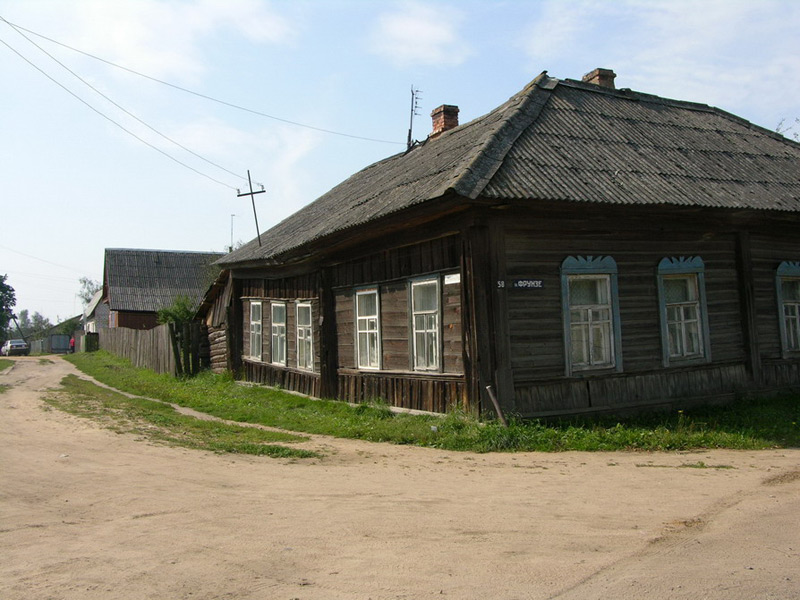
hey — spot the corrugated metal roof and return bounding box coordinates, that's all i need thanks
[105,248,224,313]
[218,72,800,267]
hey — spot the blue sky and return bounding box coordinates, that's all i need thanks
[1,0,799,324]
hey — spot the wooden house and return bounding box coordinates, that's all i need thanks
[214,68,800,417]
[103,248,223,330]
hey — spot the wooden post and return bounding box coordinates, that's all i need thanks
[168,322,183,376]
[735,231,761,382]
[318,268,339,399]
[461,224,499,416]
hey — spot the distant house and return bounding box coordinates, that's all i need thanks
[83,290,109,333]
[104,248,223,330]
[212,68,800,417]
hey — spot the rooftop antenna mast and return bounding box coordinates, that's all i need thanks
[237,170,265,247]
[407,86,422,151]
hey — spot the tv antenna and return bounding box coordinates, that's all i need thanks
[407,86,422,151]
[237,170,265,247]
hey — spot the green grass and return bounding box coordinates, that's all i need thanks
[45,374,319,459]
[64,351,800,452]
[0,358,13,371]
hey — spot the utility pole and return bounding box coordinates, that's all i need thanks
[236,170,265,247]
[407,86,422,151]
[229,214,236,252]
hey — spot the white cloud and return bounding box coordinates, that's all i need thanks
[10,0,295,81]
[516,0,800,128]
[368,1,472,68]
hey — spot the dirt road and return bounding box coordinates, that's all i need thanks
[2,356,799,599]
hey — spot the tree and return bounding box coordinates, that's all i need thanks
[78,276,102,305]
[0,274,16,343]
[157,295,197,326]
[15,309,54,339]
[158,295,199,377]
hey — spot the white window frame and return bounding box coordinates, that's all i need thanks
[355,288,381,370]
[296,302,313,371]
[249,301,262,361]
[777,261,800,357]
[657,257,711,367]
[410,278,440,371]
[271,302,287,365]
[561,256,623,376]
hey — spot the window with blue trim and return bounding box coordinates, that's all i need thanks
[776,261,800,356]
[656,257,711,366]
[561,256,623,375]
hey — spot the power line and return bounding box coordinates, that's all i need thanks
[3,18,249,185]
[4,20,249,187]
[0,35,238,190]
[0,244,96,275]
[1,17,405,146]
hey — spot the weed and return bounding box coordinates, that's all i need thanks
[45,374,319,459]
[63,351,800,453]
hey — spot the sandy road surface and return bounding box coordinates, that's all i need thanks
[2,356,799,599]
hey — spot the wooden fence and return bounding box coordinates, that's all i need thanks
[99,324,177,375]
[99,323,206,377]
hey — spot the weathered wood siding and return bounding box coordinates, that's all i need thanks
[337,370,465,413]
[244,361,321,397]
[499,207,754,415]
[329,235,466,411]
[750,233,800,389]
[240,274,323,396]
[208,325,227,373]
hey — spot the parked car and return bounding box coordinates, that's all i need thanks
[1,339,29,356]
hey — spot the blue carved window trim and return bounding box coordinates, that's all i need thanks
[776,261,800,358]
[560,256,623,376]
[656,257,712,367]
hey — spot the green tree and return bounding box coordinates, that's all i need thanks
[158,295,199,377]
[0,274,16,343]
[78,276,102,305]
[157,295,197,326]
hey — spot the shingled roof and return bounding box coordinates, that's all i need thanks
[104,248,224,313]
[219,70,800,267]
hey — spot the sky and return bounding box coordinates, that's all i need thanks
[1,0,799,325]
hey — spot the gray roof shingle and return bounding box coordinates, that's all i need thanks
[219,72,800,267]
[105,248,224,313]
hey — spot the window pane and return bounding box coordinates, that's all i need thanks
[664,277,696,304]
[251,302,261,322]
[685,320,701,355]
[668,322,682,356]
[272,303,286,323]
[782,279,800,301]
[413,281,438,312]
[298,305,311,326]
[357,292,377,317]
[570,323,589,365]
[569,278,607,305]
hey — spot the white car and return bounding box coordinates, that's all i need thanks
[1,339,29,356]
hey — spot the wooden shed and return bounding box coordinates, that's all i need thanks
[103,248,223,330]
[215,68,800,417]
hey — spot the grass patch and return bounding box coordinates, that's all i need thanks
[0,358,13,371]
[65,351,800,453]
[45,374,319,459]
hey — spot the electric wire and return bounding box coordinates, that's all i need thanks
[1,17,405,146]
[0,244,97,275]
[0,36,238,191]
[3,19,250,185]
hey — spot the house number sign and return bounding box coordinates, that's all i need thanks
[497,279,544,289]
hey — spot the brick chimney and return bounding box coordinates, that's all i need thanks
[430,104,459,138]
[582,68,616,89]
